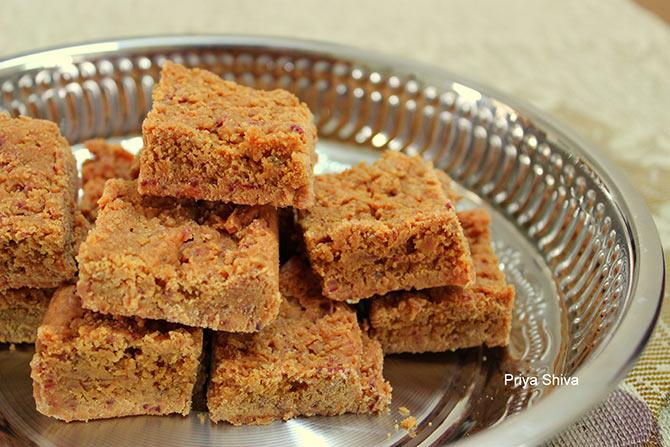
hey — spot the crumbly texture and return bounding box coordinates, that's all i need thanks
[207,257,391,425]
[369,209,515,354]
[80,139,138,222]
[30,285,203,422]
[297,151,474,302]
[0,114,78,290]
[0,210,88,344]
[139,61,317,208]
[72,209,91,254]
[77,179,280,332]
[400,416,418,438]
[0,288,54,343]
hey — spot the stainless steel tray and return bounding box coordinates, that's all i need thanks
[0,36,664,447]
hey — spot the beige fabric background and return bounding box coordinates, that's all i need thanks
[1,0,668,445]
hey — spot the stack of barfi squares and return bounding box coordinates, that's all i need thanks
[296,152,515,354]
[1,60,514,427]
[0,114,90,344]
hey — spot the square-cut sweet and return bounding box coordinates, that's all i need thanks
[76,179,280,332]
[0,207,90,344]
[80,139,138,223]
[30,285,203,421]
[369,209,515,354]
[207,257,392,425]
[0,114,78,290]
[297,150,474,302]
[139,61,317,208]
[0,288,54,343]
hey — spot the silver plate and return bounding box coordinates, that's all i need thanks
[0,36,664,447]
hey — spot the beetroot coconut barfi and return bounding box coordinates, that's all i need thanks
[0,114,78,290]
[297,151,474,302]
[369,209,515,353]
[139,62,317,209]
[76,179,280,332]
[207,257,391,425]
[80,139,138,223]
[0,211,89,344]
[31,286,203,421]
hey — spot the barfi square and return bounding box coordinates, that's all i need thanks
[0,207,90,344]
[0,208,90,344]
[139,61,317,208]
[369,209,515,354]
[80,139,138,223]
[30,285,203,421]
[0,114,78,290]
[77,179,280,332]
[297,150,475,302]
[207,257,391,425]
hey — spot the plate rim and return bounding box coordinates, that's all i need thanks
[0,34,665,447]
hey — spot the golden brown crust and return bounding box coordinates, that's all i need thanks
[369,209,515,353]
[0,114,78,290]
[297,151,474,301]
[76,179,281,332]
[31,285,203,422]
[207,257,391,425]
[139,62,316,208]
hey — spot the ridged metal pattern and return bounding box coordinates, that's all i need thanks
[0,39,655,447]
